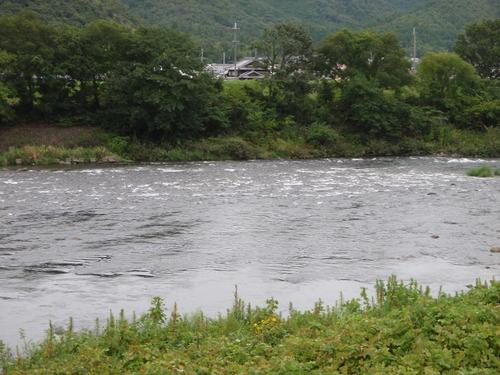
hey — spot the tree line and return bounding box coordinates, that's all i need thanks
[0,13,498,147]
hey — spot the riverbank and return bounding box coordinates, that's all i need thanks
[1,124,499,167]
[1,277,498,374]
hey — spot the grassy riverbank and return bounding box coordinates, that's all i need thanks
[1,125,499,167]
[1,277,498,374]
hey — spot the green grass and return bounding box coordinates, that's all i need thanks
[223,79,260,90]
[2,277,499,374]
[429,127,500,158]
[466,166,500,177]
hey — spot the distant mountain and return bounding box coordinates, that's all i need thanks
[1,0,498,58]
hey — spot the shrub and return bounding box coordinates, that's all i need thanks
[268,138,314,159]
[339,76,431,140]
[106,136,130,156]
[195,137,259,160]
[0,81,17,126]
[125,142,170,162]
[0,339,12,370]
[364,139,400,156]
[305,122,339,148]
[466,166,499,177]
[463,100,500,129]
[397,138,433,155]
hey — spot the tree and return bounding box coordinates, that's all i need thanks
[100,27,227,141]
[338,76,422,140]
[256,22,313,121]
[258,22,313,76]
[316,30,411,89]
[417,52,481,118]
[0,12,60,114]
[455,19,500,79]
[0,50,18,125]
[0,82,16,125]
[64,20,132,111]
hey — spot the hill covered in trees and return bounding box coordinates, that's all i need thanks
[0,0,498,58]
[0,0,137,26]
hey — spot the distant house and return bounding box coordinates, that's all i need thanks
[206,58,269,80]
[205,63,233,78]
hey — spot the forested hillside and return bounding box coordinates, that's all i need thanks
[123,0,432,55]
[379,0,500,52]
[0,0,137,25]
[0,0,498,57]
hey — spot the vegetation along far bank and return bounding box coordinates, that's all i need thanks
[0,15,499,166]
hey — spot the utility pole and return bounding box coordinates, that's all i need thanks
[223,51,226,65]
[200,48,205,64]
[412,27,417,71]
[232,22,239,77]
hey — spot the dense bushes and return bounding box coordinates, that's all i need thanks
[2,278,499,374]
[0,15,226,142]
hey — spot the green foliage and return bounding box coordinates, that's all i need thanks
[0,0,136,26]
[193,137,259,160]
[427,126,500,157]
[0,13,498,163]
[258,22,313,75]
[257,22,314,121]
[0,14,227,141]
[0,50,18,125]
[464,100,500,129]
[0,82,16,125]
[455,19,500,79]
[466,165,500,177]
[2,278,499,374]
[105,135,130,155]
[378,1,499,53]
[417,52,482,124]
[2,1,496,57]
[317,29,412,89]
[338,77,426,140]
[0,13,62,114]
[306,122,340,148]
[148,297,166,324]
[0,339,12,370]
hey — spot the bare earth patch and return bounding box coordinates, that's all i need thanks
[0,124,105,151]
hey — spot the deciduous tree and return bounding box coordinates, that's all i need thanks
[455,19,500,79]
[316,30,411,89]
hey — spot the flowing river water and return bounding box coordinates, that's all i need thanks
[1,157,499,348]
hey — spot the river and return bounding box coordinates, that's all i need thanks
[1,157,499,348]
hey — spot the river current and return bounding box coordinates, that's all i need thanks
[1,157,499,347]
